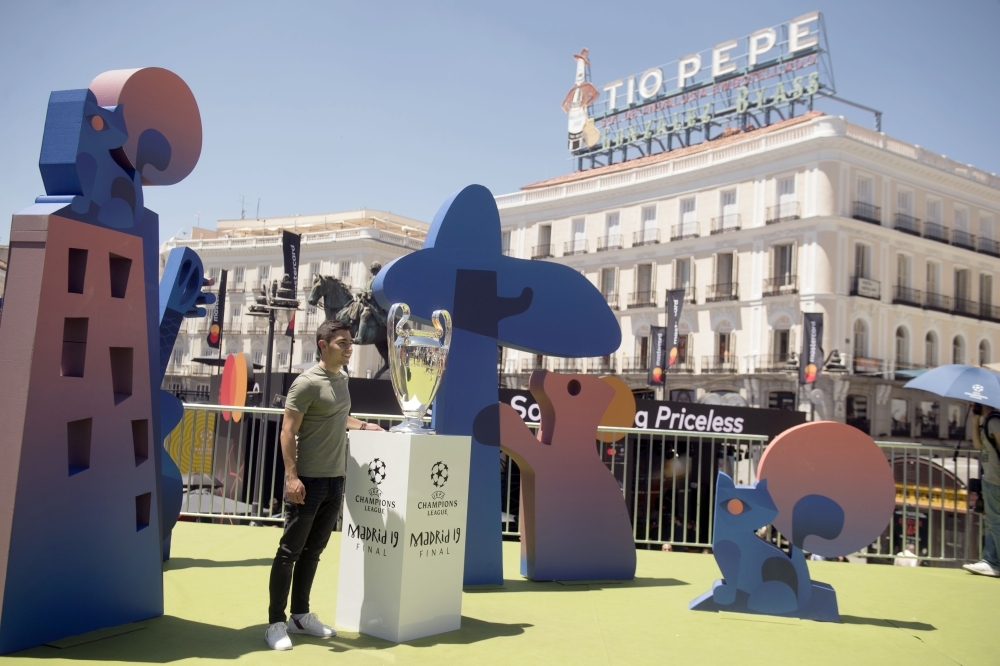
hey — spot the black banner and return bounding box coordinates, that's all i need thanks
[665,288,685,370]
[648,326,667,386]
[206,269,227,349]
[281,230,301,297]
[800,312,824,384]
[285,312,296,337]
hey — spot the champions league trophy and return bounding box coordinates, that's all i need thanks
[387,303,452,434]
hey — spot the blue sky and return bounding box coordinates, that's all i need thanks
[1,1,998,244]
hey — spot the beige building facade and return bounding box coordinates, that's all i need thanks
[496,112,1000,441]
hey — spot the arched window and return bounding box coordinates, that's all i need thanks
[980,340,991,366]
[853,319,868,359]
[925,331,938,367]
[895,327,909,366]
[953,336,965,365]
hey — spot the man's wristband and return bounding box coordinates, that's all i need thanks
[360,422,368,430]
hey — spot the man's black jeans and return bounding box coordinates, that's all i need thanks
[268,476,345,624]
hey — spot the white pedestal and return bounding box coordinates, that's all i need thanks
[335,431,471,643]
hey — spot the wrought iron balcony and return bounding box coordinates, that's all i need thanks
[588,357,617,374]
[668,359,696,373]
[627,291,657,308]
[978,237,1000,257]
[981,303,1000,323]
[923,291,952,312]
[922,222,950,244]
[754,354,799,373]
[531,244,554,259]
[952,230,976,250]
[597,235,623,252]
[632,229,660,246]
[701,356,739,374]
[766,202,800,224]
[679,286,697,304]
[710,214,742,235]
[603,291,619,310]
[706,282,739,302]
[892,286,923,307]
[762,275,798,297]
[621,356,649,373]
[551,357,585,373]
[852,201,881,225]
[229,282,246,293]
[520,357,548,373]
[670,222,699,240]
[563,239,588,256]
[953,297,979,319]
[893,213,921,236]
[850,276,881,300]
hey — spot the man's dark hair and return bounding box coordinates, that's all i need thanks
[316,319,352,354]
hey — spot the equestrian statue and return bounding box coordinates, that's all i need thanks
[308,261,389,379]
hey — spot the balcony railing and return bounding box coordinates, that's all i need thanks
[701,356,739,374]
[587,357,617,374]
[754,354,799,373]
[982,303,1000,322]
[621,356,649,373]
[953,297,979,319]
[852,356,885,376]
[603,291,619,310]
[766,202,800,224]
[668,359,696,373]
[762,275,798,297]
[229,282,246,293]
[952,230,976,250]
[627,291,657,308]
[710,214,741,235]
[978,237,1000,257]
[893,361,928,381]
[531,244,554,259]
[597,235,623,252]
[705,282,739,302]
[850,276,881,300]
[563,239,588,256]
[670,222,699,240]
[852,201,881,225]
[923,291,952,312]
[633,229,660,246]
[923,222,950,244]
[520,358,548,373]
[893,213,921,236]
[893,286,923,307]
[679,286,697,304]
[501,248,513,257]
[551,357,585,373]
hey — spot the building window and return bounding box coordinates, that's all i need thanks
[953,336,965,365]
[856,176,874,204]
[917,401,940,438]
[675,258,692,291]
[339,261,352,284]
[635,336,649,369]
[981,274,993,308]
[302,349,315,364]
[927,199,942,225]
[233,266,246,288]
[980,214,994,240]
[772,329,792,362]
[769,391,796,411]
[897,190,913,216]
[955,268,971,302]
[717,332,734,361]
[955,207,969,232]
[252,350,263,366]
[896,254,912,289]
[925,331,938,366]
[600,267,618,308]
[775,176,797,219]
[639,206,658,245]
[895,327,909,366]
[891,398,910,437]
[678,334,691,363]
[568,218,586,254]
[846,395,870,434]
[633,263,654,305]
[980,340,991,366]
[718,189,738,231]
[502,230,512,256]
[258,265,270,286]
[926,262,940,294]
[208,267,221,283]
[601,212,621,250]
[535,224,552,258]
[853,319,868,359]
[277,349,288,367]
[854,243,872,280]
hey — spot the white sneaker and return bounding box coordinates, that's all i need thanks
[287,612,336,638]
[265,622,293,650]
[962,560,1000,577]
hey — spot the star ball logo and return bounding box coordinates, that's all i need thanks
[368,458,387,485]
[966,384,988,401]
[431,461,449,488]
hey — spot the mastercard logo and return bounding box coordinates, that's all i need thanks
[651,366,663,383]
[804,363,818,384]
[219,352,249,422]
[668,346,678,366]
[208,323,221,345]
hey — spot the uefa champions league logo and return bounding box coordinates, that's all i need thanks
[431,461,449,488]
[966,384,988,401]
[368,458,387,485]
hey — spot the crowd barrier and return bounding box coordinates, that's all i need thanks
[167,404,985,563]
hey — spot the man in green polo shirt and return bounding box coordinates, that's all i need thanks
[265,319,384,651]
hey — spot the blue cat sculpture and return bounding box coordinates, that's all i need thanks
[689,472,842,622]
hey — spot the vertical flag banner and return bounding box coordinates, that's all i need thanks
[648,326,667,386]
[665,289,686,369]
[800,312,824,384]
[285,312,296,337]
[206,269,228,349]
[281,230,301,297]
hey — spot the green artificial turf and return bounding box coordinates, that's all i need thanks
[1,521,994,665]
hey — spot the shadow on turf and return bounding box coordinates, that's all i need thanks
[162,557,273,571]
[13,615,532,661]
[840,615,936,632]
[464,577,688,593]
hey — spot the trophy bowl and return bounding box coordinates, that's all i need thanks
[387,303,452,434]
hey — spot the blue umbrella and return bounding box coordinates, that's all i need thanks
[903,364,1000,410]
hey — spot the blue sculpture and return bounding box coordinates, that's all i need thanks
[373,184,621,584]
[158,247,214,560]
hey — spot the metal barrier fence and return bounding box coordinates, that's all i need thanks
[168,404,985,563]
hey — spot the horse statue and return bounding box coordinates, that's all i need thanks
[307,262,390,379]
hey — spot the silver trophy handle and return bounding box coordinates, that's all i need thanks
[431,309,452,350]
[388,302,410,340]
